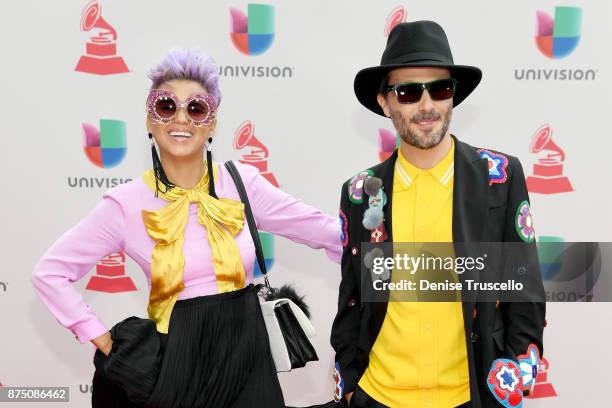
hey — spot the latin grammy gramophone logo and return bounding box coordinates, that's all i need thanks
[526,358,558,399]
[526,124,573,194]
[75,0,129,75]
[384,6,407,37]
[233,120,278,276]
[234,120,279,187]
[86,252,137,293]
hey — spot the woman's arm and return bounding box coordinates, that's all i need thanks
[236,162,342,263]
[31,189,126,346]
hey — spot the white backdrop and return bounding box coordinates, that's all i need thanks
[1,0,611,406]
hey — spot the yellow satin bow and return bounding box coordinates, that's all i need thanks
[141,163,246,333]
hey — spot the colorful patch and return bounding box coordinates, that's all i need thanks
[348,170,373,204]
[351,247,359,256]
[487,359,524,408]
[478,149,509,186]
[333,362,345,402]
[370,224,388,243]
[517,344,541,396]
[368,189,387,209]
[340,209,349,247]
[362,188,387,231]
[515,201,535,243]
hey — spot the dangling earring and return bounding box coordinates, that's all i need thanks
[149,132,174,196]
[206,136,218,199]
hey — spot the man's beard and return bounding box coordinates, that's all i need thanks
[390,108,452,149]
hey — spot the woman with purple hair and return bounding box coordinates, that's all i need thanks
[32,48,341,407]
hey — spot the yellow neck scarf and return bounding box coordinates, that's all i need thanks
[142,162,246,333]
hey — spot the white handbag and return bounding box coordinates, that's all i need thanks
[260,295,317,372]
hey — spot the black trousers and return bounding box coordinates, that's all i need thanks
[350,386,472,408]
[92,285,285,408]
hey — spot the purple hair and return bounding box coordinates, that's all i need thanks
[148,48,221,104]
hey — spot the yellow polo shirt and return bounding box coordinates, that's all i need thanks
[359,139,470,407]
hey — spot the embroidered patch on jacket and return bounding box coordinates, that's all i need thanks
[362,189,387,231]
[515,200,535,243]
[487,359,524,407]
[370,224,388,243]
[348,170,373,204]
[333,361,345,402]
[340,209,349,247]
[478,149,509,185]
[368,188,387,208]
[517,344,541,396]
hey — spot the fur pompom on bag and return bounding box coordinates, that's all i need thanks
[260,284,311,319]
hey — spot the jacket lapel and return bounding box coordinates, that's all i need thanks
[452,137,489,314]
[452,136,489,244]
[380,150,397,244]
[361,150,397,350]
[452,136,489,404]
[360,150,397,244]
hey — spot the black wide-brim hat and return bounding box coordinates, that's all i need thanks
[354,21,482,116]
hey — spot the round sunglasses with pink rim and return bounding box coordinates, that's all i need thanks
[146,89,218,127]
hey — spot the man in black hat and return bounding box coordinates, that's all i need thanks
[331,21,545,408]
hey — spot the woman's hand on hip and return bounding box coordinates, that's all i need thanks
[92,331,113,356]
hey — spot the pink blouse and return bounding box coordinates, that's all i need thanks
[32,162,341,343]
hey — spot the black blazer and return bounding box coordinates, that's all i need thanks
[331,136,546,408]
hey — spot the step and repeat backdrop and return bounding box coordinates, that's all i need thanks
[1,0,611,406]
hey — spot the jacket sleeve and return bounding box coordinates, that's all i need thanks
[237,162,342,263]
[31,189,126,343]
[501,157,546,380]
[330,181,362,400]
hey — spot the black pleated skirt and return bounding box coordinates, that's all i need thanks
[92,284,285,408]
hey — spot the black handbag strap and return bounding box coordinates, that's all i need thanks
[224,161,268,277]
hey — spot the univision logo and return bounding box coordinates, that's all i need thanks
[255,232,275,277]
[230,4,275,56]
[378,128,400,161]
[538,237,601,302]
[67,119,132,189]
[222,4,293,79]
[82,119,127,168]
[67,176,132,189]
[79,384,92,393]
[535,6,582,59]
[218,65,293,78]
[514,6,596,81]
